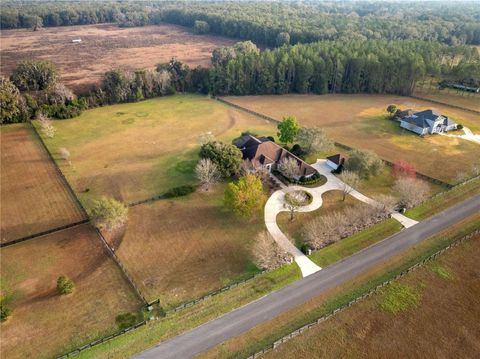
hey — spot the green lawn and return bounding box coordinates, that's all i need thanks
[35,94,276,209]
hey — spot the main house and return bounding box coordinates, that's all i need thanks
[396,109,458,136]
[233,135,317,180]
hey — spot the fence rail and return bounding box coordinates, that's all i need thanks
[0,219,89,248]
[409,95,480,115]
[216,98,453,188]
[245,229,480,359]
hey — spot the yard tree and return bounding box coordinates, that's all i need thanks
[56,275,74,295]
[199,141,243,178]
[59,147,71,164]
[90,196,128,231]
[279,157,299,180]
[393,176,430,209]
[197,132,215,145]
[345,149,383,179]
[284,190,309,221]
[277,116,300,144]
[224,174,266,218]
[252,231,290,270]
[195,158,221,191]
[11,60,58,91]
[386,104,398,117]
[0,77,26,124]
[296,127,334,154]
[339,170,360,201]
[193,20,210,34]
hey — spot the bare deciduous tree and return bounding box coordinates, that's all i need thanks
[339,170,360,201]
[279,156,298,180]
[37,112,56,138]
[372,194,396,216]
[252,231,291,270]
[197,132,215,146]
[393,176,430,209]
[59,147,71,165]
[195,158,221,191]
[284,190,309,221]
[296,127,334,154]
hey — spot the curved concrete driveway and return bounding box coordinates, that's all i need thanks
[264,159,418,277]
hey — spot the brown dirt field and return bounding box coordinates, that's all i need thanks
[224,94,480,183]
[261,234,480,359]
[0,224,142,359]
[0,124,85,242]
[103,184,265,308]
[0,23,235,93]
[414,88,480,112]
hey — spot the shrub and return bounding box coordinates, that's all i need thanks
[0,299,11,321]
[162,185,197,198]
[116,312,138,330]
[457,124,464,130]
[90,197,128,231]
[57,275,74,295]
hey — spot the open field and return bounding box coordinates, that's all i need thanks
[0,23,235,93]
[262,233,480,359]
[0,124,85,242]
[224,94,480,184]
[414,78,480,112]
[37,94,276,209]
[104,184,265,308]
[0,224,142,359]
[197,214,480,359]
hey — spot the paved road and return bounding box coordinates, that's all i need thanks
[133,194,480,359]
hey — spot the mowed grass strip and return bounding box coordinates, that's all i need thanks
[0,124,85,242]
[196,214,480,359]
[260,233,480,359]
[36,94,276,209]
[105,184,265,308]
[0,224,143,359]
[224,94,480,183]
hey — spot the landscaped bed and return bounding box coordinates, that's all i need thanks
[0,224,142,359]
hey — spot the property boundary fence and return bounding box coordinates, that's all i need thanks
[410,95,480,115]
[216,98,453,189]
[56,321,147,359]
[28,121,149,306]
[245,229,480,359]
[0,219,89,248]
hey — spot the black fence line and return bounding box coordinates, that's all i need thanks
[217,97,453,189]
[246,229,480,359]
[409,95,480,115]
[28,121,149,307]
[56,321,147,359]
[0,219,89,248]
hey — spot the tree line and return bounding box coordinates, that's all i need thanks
[2,1,480,46]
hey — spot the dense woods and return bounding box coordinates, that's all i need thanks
[2,1,480,46]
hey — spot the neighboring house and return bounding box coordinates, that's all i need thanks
[233,135,317,179]
[326,154,346,171]
[397,109,457,136]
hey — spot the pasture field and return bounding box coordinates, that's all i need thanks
[224,94,480,184]
[261,233,480,359]
[414,79,480,112]
[0,124,85,242]
[0,23,235,93]
[0,224,142,359]
[36,94,276,209]
[104,184,265,308]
